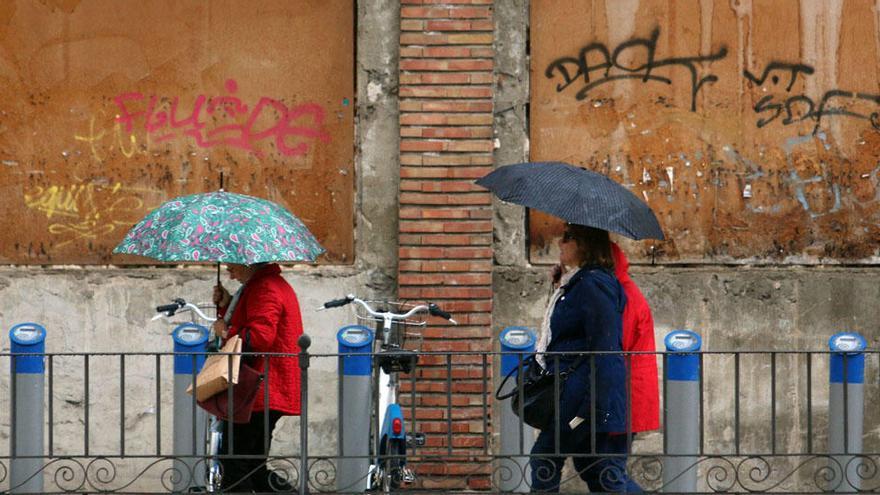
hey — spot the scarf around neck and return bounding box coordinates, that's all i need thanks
[535,267,578,368]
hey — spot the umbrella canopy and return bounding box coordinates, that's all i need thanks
[476,161,664,240]
[113,191,325,263]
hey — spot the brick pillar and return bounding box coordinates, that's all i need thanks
[398,1,494,490]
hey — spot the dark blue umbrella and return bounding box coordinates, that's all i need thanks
[475,161,664,240]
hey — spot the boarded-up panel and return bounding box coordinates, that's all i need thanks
[0,0,354,264]
[530,0,880,263]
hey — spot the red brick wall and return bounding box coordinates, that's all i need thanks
[398,0,494,489]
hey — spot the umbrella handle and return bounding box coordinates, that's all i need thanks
[216,262,221,314]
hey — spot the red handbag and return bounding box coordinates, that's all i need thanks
[197,328,264,424]
[198,360,264,423]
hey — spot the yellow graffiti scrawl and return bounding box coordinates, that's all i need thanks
[25,182,164,248]
[74,112,152,162]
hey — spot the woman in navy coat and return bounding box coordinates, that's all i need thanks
[530,224,642,492]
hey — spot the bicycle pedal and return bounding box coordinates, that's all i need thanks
[401,467,416,484]
[406,432,426,446]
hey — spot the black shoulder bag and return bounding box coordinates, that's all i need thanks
[495,354,585,431]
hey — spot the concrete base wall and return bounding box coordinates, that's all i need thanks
[493,265,880,491]
[0,266,366,490]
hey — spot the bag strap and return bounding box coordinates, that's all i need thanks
[238,327,256,366]
[495,354,536,400]
[494,353,587,401]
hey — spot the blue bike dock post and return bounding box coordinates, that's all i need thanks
[9,323,47,494]
[337,325,374,493]
[498,327,536,492]
[172,323,210,492]
[662,330,701,493]
[828,332,866,493]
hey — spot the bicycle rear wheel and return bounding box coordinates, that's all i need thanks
[378,436,406,492]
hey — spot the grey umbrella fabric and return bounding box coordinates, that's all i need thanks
[476,161,664,240]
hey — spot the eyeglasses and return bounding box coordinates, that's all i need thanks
[561,231,575,242]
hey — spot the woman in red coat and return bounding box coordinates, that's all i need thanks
[611,243,660,433]
[212,262,303,492]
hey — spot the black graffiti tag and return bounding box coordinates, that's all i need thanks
[746,62,880,134]
[545,28,728,111]
[743,62,815,91]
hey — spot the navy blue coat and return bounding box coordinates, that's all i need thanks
[545,265,628,433]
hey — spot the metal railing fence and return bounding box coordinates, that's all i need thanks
[1,345,877,493]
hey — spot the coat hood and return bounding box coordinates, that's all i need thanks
[611,242,631,283]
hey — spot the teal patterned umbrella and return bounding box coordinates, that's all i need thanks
[113,191,325,263]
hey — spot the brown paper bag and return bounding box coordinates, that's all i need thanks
[186,335,242,402]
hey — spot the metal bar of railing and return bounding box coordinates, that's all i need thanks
[662,352,668,456]
[446,353,453,454]
[771,352,777,454]
[192,353,198,456]
[298,335,311,495]
[84,354,90,456]
[843,353,849,454]
[806,351,812,454]
[518,352,525,455]
[553,354,560,455]
[227,353,234,455]
[48,354,54,456]
[698,352,704,456]
[481,353,489,455]
[10,351,16,458]
[265,355,271,454]
[120,354,125,456]
[155,354,161,456]
[625,353,633,451]
[410,361,417,450]
[590,355,596,455]
[337,352,344,457]
[734,352,740,455]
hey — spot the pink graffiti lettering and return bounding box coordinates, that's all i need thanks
[113,79,330,157]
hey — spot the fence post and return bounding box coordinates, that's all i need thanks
[337,325,373,492]
[497,327,536,492]
[9,323,46,494]
[662,330,701,493]
[298,334,312,495]
[171,323,209,492]
[828,332,866,493]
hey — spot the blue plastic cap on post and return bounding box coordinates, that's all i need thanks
[829,332,867,384]
[499,327,536,376]
[9,323,47,374]
[172,323,210,375]
[337,325,374,376]
[665,330,702,381]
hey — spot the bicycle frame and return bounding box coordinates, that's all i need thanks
[154,299,223,493]
[321,295,454,491]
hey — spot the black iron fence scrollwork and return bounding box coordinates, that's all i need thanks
[0,345,877,493]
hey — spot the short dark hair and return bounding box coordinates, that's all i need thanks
[564,224,614,269]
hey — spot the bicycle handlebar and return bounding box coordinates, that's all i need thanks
[153,299,217,323]
[322,296,353,309]
[319,295,457,324]
[156,300,184,314]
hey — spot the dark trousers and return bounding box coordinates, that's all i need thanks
[530,429,643,493]
[219,409,286,492]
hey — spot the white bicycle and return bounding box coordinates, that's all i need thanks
[320,295,456,492]
[154,298,224,493]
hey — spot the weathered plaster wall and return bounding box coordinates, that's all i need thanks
[0,1,400,491]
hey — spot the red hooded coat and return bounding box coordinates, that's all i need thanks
[611,244,660,432]
[220,263,303,416]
